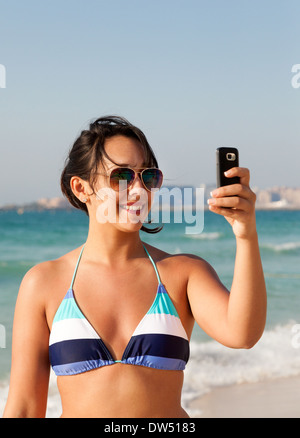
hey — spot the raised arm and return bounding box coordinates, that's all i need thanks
[187,167,267,348]
[3,265,51,418]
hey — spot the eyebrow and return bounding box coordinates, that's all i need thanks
[113,162,147,167]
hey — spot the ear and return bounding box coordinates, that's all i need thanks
[70,176,90,203]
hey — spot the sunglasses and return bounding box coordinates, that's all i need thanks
[100,167,163,192]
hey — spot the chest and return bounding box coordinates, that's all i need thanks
[49,256,192,361]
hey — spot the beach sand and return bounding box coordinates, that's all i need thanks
[188,376,300,418]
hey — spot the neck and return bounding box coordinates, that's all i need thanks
[83,220,145,266]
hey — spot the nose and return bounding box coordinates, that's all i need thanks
[130,172,144,190]
[128,172,148,202]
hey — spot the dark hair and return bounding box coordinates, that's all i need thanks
[61,116,162,233]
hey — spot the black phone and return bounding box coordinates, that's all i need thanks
[216,147,240,188]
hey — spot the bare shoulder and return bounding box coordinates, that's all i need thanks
[142,241,219,280]
[18,246,83,305]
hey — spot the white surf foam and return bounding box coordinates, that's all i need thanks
[182,322,300,414]
[262,241,300,252]
[185,232,222,240]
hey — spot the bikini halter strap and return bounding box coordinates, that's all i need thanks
[69,245,85,290]
[142,244,162,285]
[69,243,162,289]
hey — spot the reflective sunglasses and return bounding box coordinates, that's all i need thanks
[100,167,163,192]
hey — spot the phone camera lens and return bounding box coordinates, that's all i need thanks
[226,153,236,161]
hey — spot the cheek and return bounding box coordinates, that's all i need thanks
[94,187,118,223]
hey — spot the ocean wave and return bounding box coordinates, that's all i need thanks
[182,322,300,411]
[185,232,222,240]
[0,260,32,277]
[261,241,300,253]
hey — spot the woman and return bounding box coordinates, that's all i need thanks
[3,116,266,418]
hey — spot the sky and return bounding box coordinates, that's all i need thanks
[0,0,299,205]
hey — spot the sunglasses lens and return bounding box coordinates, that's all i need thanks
[142,169,163,190]
[110,168,135,191]
[109,167,163,191]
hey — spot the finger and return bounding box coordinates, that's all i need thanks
[208,203,249,220]
[211,183,255,201]
[224,167,250,187]
[208,195,252,212]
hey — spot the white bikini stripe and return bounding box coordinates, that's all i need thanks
[49,318,99,346]
[132,313,188,340]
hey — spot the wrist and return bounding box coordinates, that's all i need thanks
[235,229,258,244]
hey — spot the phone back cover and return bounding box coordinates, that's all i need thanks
[216,147,240,187]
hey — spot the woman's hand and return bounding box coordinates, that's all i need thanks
[207,167,257,240]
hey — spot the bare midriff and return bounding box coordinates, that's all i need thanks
[57,363,189,418]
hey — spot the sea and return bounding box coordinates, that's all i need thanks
[0,208,299,417]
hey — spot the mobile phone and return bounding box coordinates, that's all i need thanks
[216,147,240,188]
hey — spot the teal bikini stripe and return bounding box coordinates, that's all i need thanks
[142,245,179,316]
[147,285,179,317]
[53,296,85,323]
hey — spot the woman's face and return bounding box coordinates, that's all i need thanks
[90,135,155,231]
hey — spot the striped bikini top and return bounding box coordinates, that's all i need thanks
[49,244,190,376]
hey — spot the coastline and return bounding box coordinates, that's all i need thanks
[1,186,300,213]
[187,375,300,418]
